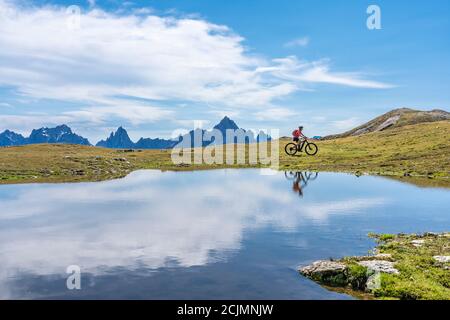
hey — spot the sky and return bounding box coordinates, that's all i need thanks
[0,0,449,142]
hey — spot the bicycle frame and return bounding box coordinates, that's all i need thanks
[297,139,308,152]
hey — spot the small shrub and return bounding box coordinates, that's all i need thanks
[378,234,396,242]
[347,264,368,290]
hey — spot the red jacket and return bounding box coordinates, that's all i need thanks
[292,129,302,138]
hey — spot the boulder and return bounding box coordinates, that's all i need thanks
[433,256,450,263]
[358,260,399,275]
[299,261,348,286]
[300,260,347,275]
[411,239,425,247]
[374,253,392,259]
[365,273,382,292]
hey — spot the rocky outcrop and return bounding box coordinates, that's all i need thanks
[358,260,399,275]
[298,232,450,300]
[299,261,349,288]
[300,261,347,277]
[299,256,399,293]
[411,239,426,247]
[433,256,450,263]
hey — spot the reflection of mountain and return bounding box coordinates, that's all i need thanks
[0,170,388,298]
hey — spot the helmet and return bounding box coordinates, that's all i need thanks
[299,126,304,130]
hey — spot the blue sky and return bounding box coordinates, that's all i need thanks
[0,0,449,142]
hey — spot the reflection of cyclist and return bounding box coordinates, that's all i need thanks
[292,126,306,145]
[292,172,307,197]
[285,171,319,198]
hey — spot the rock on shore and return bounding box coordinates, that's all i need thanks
[298,232,450,300]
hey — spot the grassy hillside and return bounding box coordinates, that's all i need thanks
[0,120,449,186]
[280,120,450,179]
[324,108,449,140]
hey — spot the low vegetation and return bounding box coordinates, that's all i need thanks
[280,121,450,181]
[368,233,450,300]
[323,233,450,300]
[0,121,449,186]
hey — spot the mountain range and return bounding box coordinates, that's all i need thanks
[2,109,446,148]
[0,117,270,149]
[95,116,270,149]
[0,124,90,147]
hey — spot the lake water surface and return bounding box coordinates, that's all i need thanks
[0,169,449,299]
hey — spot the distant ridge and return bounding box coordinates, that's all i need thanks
[1,116,271,149]
[96,116,270,149]
[323,108,450,140]
[0,124,91,147]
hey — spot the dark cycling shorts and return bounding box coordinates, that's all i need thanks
[293,137,299,142]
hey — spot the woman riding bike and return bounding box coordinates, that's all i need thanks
[292,126,306,145]
[285,125,319,156]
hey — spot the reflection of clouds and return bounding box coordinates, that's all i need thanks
[0,170,386,297]
[302,198,386,221]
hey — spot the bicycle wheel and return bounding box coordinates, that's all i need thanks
[305,142,318,156]
[284,171,297,180]
[285,143,298,156]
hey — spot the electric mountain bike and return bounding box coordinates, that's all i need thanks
[284,138,318,156]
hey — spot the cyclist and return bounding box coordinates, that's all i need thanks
[292,126,306,145]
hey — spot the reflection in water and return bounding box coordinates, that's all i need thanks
[0,169,448,299]
[284,172,318,197]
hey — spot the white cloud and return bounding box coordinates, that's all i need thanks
[254,107,298,121]
[284,36,309,48]
[65,104,173,125]
[0,0,393,125]
[257,57,394,89]
[0,104,173,140]
[331,117,361,131]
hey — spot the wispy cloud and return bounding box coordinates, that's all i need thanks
[0,1,393,127]
[254,107,298,121]
[284,36,310,48]
[256,57,394,89]
[331,117,361,131]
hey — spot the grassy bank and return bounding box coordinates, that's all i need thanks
[279,120,450,179]
[0,120,449,185]
[300,233,450,300]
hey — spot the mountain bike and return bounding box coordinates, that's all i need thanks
[285,138,318,156]
[284,171,318,181]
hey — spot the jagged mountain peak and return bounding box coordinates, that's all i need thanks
[96,126,134,149]
[214,116,239,131]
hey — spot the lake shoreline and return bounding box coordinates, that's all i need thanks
[1,165,449,188]
[1,120,450,187]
